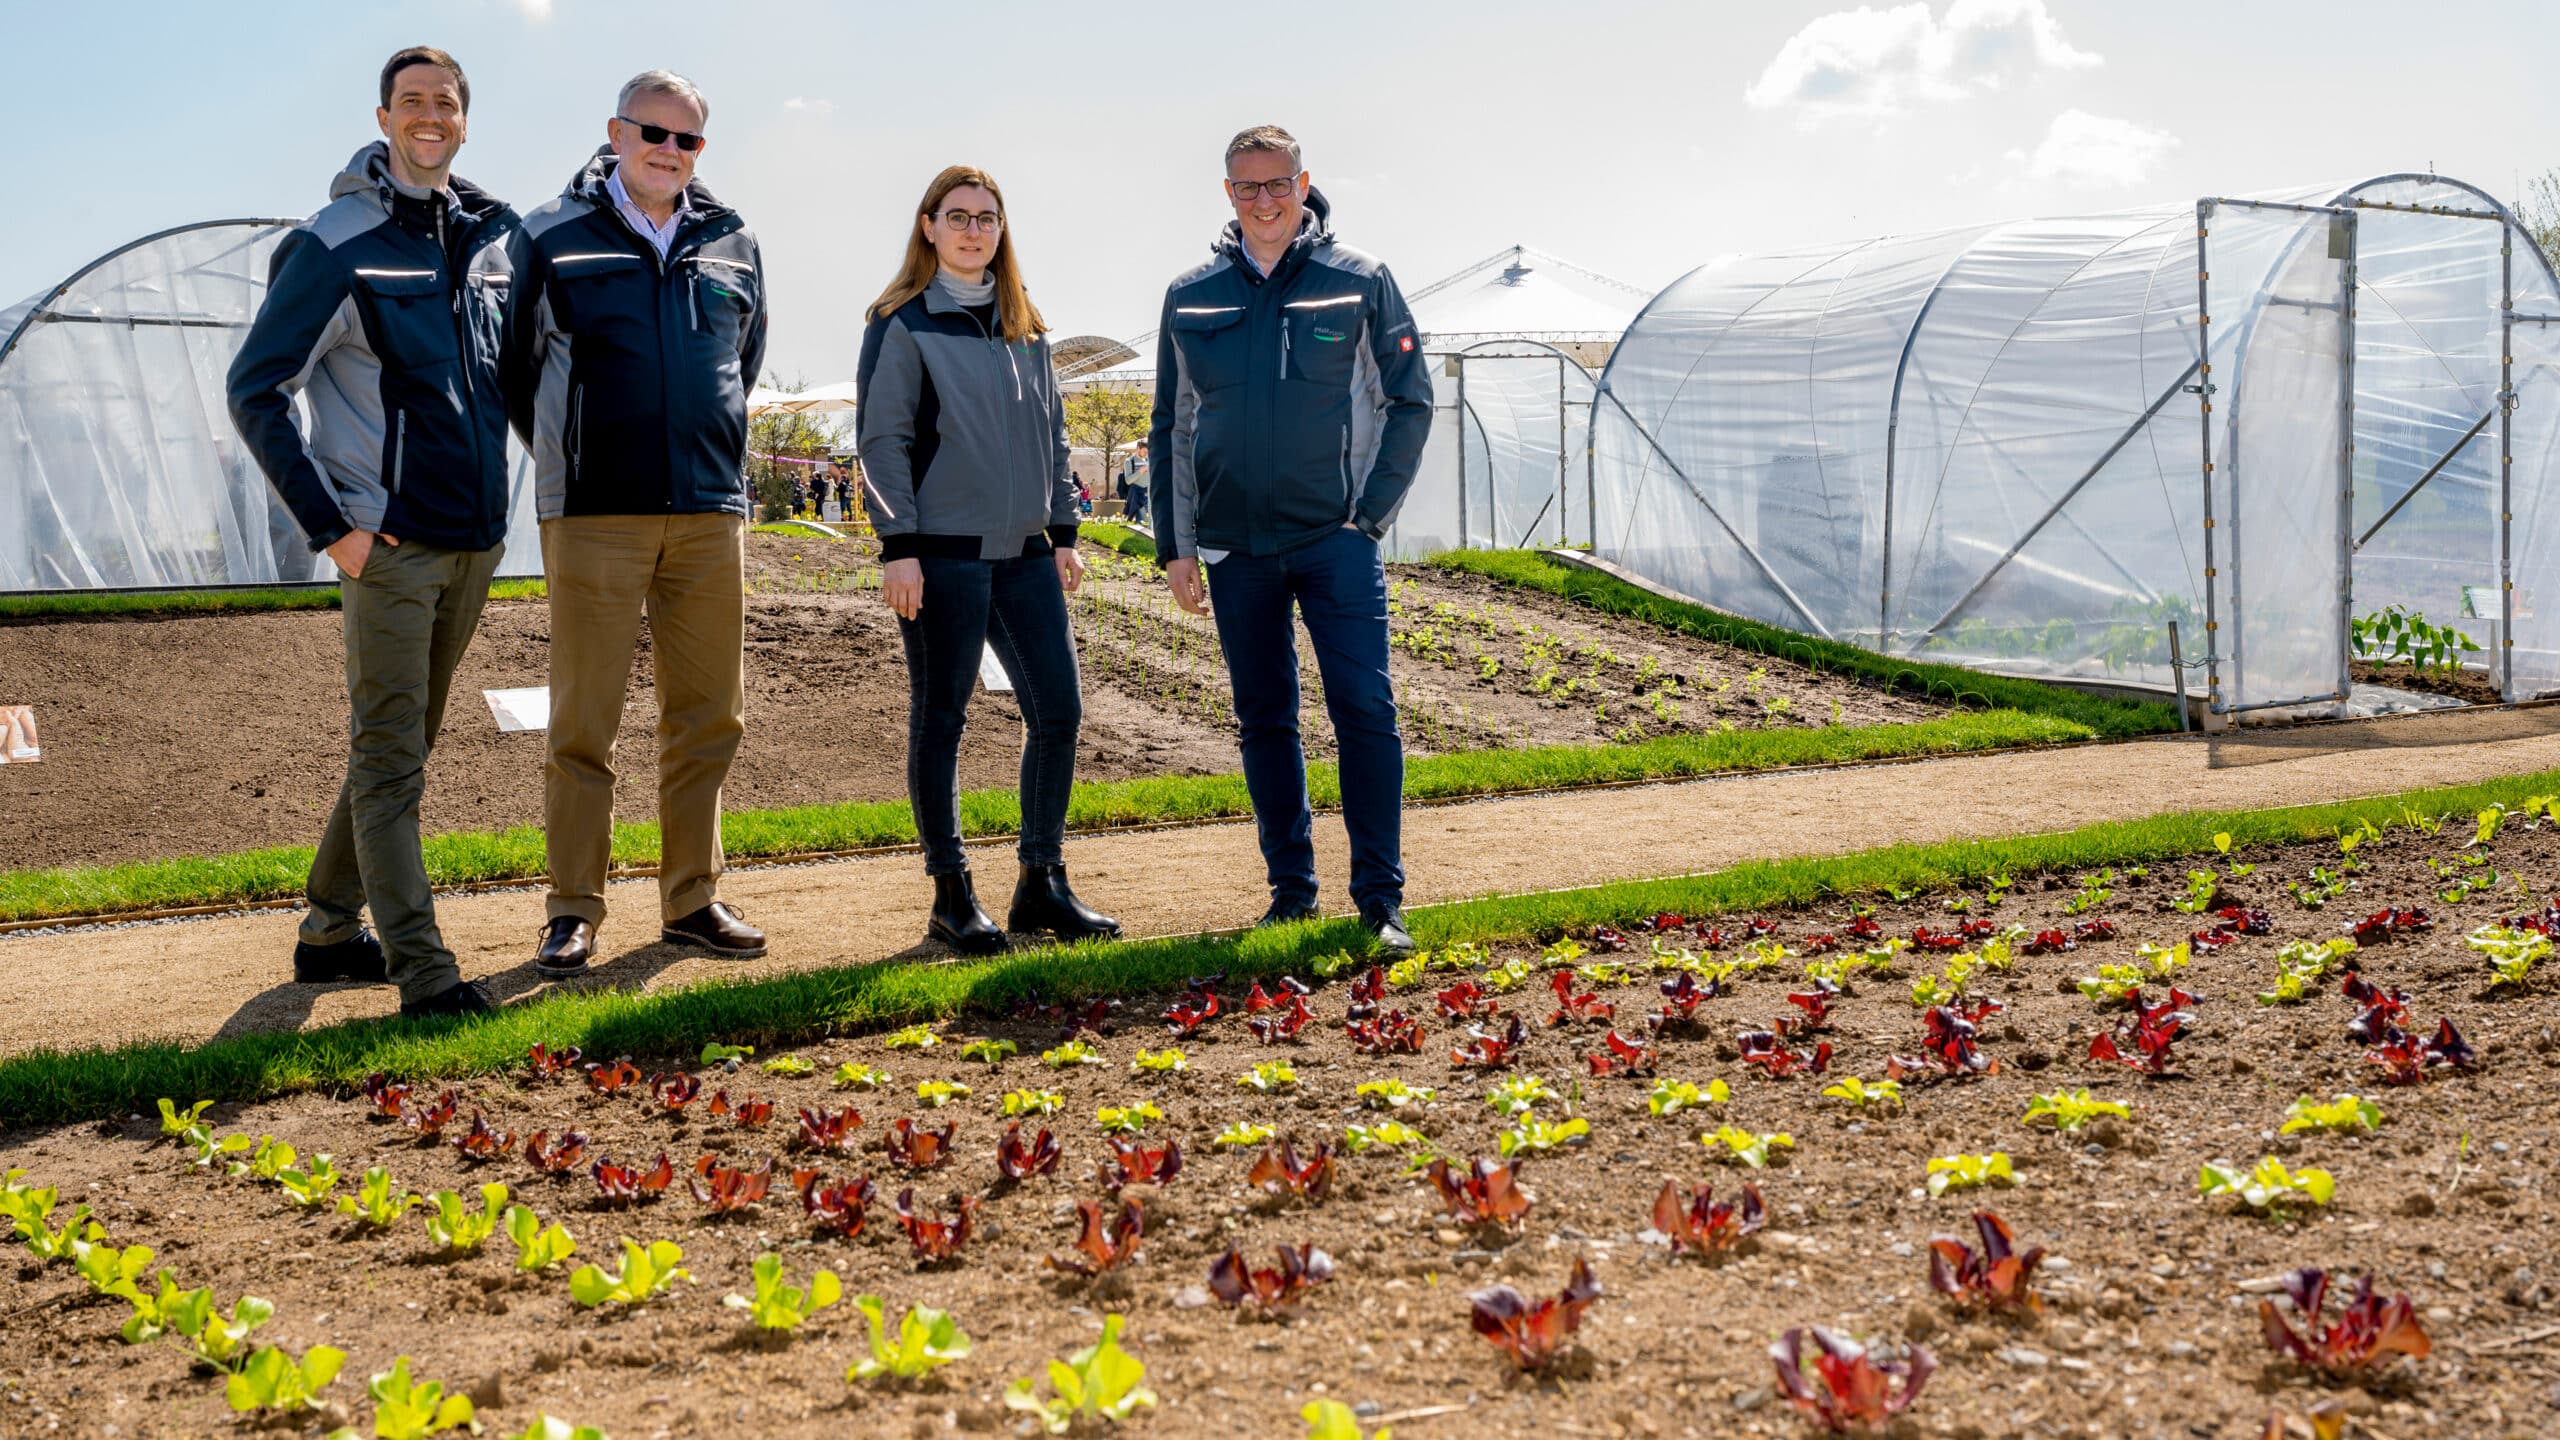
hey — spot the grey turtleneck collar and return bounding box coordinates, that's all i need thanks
[933,270,996,306]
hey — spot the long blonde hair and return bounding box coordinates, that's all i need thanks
[869,165,1047,343]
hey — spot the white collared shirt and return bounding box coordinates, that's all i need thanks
[606,165,691,259]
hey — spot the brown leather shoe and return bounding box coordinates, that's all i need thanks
[534,917,596,977]
[663,901,766,958]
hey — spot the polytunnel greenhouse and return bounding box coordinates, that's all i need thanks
[1592,173,2560,719]
[0,219,542,591]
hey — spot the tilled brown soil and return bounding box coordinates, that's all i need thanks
[4,823,2555,1439]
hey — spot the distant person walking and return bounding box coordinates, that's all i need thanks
[225,46,518,1016]
[858,164,1118,954]
[502,69,770,976]
[1148,124,1432,954]
[1121,438,1149,524]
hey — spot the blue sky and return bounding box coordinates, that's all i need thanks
[8,0,2558,384]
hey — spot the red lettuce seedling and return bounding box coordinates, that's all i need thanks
[525,1043,584,1080]
[1650,971,1718,1034]
[584,1059,641,1095]
[1425,1157,1534,1229]
[2342,974,2411,1042]
[885,1117,957,1172]
[1346,1009,1425,1055]
[1246,1138,1336,1202]
[1910,925,1967,953]
[1801,932,1842,955]
[1770,1326,1935,1433]
[2190,928,2240,951]
[1450,1016,1529,1069]
[2258,1268,2431,1376]
[648,1073,702,1113]
[1643,912,1688,933]
[401,1089,459,1139]
[1957,917,1997,941]
[792,1169,875,1237]
[2364,1017,2477,1086]
[2086,987,2193,1075]
[796,1105,866,1155]
[1591,926,1630,952]
[893,1188,978,1263]
[690,1155,773,1214]
[1545,970,1615,1027]
[1652,1179,1763,1258]
[1782,979,1840,1032]
[2350,906,2432,945]
[1844,914,1884,941]
[360,1072,411,1119]
[1435,980,1501,1020]
[1586,1029,1658,1078]
[1696,926,1730,949]
[1888,1006,1997,1083]
[996,1122,1062,1181]
[1048,1197,1144,1276]
[451,1111,515,1163]
[707,1092,774,1127]
[1738,1029,1833,1079]
[1348,965,1387,1009]
[1245,977,1312,1012]
[2024,928,2076,955]
[2212,906,2273,936]
[592,1151,674,1207]
[1926,1210,2044,1312]
[523,1130,588,1175]
[2074,918,2117,942]
[1098,1136,1183,1191]
[1012,988,1121,1038]
[1247,992,1316,1044]
[1469,1256,1600,1372]
[1745,916,1778,938]
[1161,992,1222,1038]
[1207,1244,1334,1312]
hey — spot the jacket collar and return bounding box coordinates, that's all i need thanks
[565,144,732,224]
[330,141,506,233]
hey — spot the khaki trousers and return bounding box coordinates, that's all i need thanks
[540,513,746,927]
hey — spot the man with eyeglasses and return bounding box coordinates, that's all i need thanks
[1147,124,1432,955]
[226,46,517,1018]
[501,69,770,977]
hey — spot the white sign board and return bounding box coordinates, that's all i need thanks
[0,705,38,763]
[977,643,1013,692]
[484,687,552,733]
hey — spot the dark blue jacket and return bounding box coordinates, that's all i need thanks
[226,143,518,554]
[501,148,768,519]
[1146,187,1433,561]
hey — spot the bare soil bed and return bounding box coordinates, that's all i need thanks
[4,823,2556,1438]
[0,538,1952,873]
[2351,662,2504,707]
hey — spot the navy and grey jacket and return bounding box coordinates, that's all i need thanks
[1146,187,1432,562]
[226,143,518,554]
[501,148,767,519]
[855,280,1078,563]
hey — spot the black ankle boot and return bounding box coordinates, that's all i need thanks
[928,871,1008,955]
[1007,863,1123,942]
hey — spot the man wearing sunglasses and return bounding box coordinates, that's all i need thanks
[501,69,770,977]
[1147,124,1432,955]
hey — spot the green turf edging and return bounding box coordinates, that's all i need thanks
[751,520,843,540]
[1081,521,1156,561]
[0,710,2088,924]
[0,578,546,621]
[2,764,2549,1130]
[1430,549,2178,740]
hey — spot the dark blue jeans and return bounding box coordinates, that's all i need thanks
[899,553,1082,876]
[1206,526,1404,913]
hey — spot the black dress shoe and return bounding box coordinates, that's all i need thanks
[663,902,767,958]
[928,871,1008,956]
[400,979,494,1020]
[1255,897,1322,928]
[534,916,596,978]
[293,927,387,984]
[1005,863,1122,942]
[1360,903,1416,957]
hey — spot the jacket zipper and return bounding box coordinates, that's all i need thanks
[688,269,701,332]
[1281,315,1291,380]
[1338,424,1352,510]
[569,385,585,483]
[393,410,408,495]
[961,304,1032,541]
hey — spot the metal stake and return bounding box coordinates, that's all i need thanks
[2169,619,2191,732]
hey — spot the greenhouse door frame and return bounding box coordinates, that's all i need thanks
[1444,342,1597,549]
[2196,197,2359,721]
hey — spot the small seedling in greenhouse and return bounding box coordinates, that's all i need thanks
[1130,1048,1187,1073]
[226,1344,345,1417]
[1002,1088,1066,1117]
[1484,1074,1556,1117]
[504,1205,576,1273]
[423,1183,509,1254]
[1214,1121,1276,1148]
[2021,1089,2129,1132]
[1356,1079,1435,1110]
[883,1025,941,1050]
[1097,1102,1163,1134]
[1239,1061,1298,1092]
[724,1252,842,1331]
[1497,1117,1590,1158]
[276,1154,340,1208]
[699,1041,755,1065]
[1925,1152,2017,1197]
[914,1079,972,1108]
[156,1098,214,1139]
[366,1357,475,1440]
[848,1294,973,1384]
[568,1236,690,1307]
[831,1061,888,1089]
[2199,1157,2334,1218]
[2281,1094,2385,1135]
[1821,1077,1902,1109]
[1342,1121,1427,1154]
[1701,1126,1794,1169]
[337,1167,418,1230]
[763,1055,817,1077]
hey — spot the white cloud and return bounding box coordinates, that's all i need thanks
[508,0,554,20]
[782,96,834,118]
[2016,108,2178,188]
[1744,0,2099,120]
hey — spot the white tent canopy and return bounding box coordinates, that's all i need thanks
[748,379,857,415]
[1593,173,2560,715]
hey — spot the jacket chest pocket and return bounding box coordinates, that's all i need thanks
[684,255,755,344]
[354,269,455,370]
[464,272,509,361]
[1282,294,1365,387]
[548,252,652,337]
[1170,305,1249,393]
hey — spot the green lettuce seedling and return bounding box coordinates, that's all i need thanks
[504,1205,576,1274]
[957,1039,1016,1067]
[1820,1077,1901,1109]
[882,1025,941,1050]
[1043,1040,1103,1068]
[2199,1157,2334,1217]
[1214,1122,1276,1148]
[569,1237,689,1308]
[915,1080,973,1108]
[700,1041,755,1064]
[366,1356,474,1440]
[764,1055,817,1077]
[231,1136,298,1182]
[2279,1094,2385,1135]
[119,1270,208,1345]
[1479,955,1538,993]
[170,1290,273,1371]
[182,1125,254,1169]
[157,1098,215,1139]
[507,1418,608,1440]
[337,1167,418,1230]
[1701,1126,1794,1169]
[1004,1312,1157,1434]
[423,1183,509,1254]
[72,1238,155,1301]
[1239,1061,1298,1092]
[1304,1397,1393,1440]
[1130,1048,1187,1073]
[2021,1089,2130,1132]
[2468,922,2551,987]
[1485,1075,1557,1118]
[1342,1121,1427,1155]
[2259,937,2358,1004]
[1926,1152,2018,1196]
[724,1252,842,1331]
[276,1153,341,1208]
[1096,1102,1162,1135]
[225,1344,345,1416]
[831,1061,888,1090]
[1498,1117,1590,1157]
[1383,953,1430,989]
[2,1182,99,1261]
[1646,1078,1730,1115]
[1355,1079,1433,1110]
[1002,1088,1067,1117]
[848,1294,973,1384]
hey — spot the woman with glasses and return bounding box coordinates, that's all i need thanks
[856,165,1118,955]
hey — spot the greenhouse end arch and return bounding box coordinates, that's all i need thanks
[1592,173,2560,719]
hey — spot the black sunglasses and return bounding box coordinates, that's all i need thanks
[616,115,704,152]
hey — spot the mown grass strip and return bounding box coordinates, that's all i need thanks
[1430,548,2178,740]
[3,764,2550,1129]
[750,520,844,540]
[0,578,546,621]
[0,710,2088,924]
[1081,521,1156,561]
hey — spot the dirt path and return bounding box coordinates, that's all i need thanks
[6,705,2558,1058]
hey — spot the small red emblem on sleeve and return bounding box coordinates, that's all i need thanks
[1398,336,1414,353]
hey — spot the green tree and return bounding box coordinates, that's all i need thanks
[746,376,843,523]
[1062,387,1154,507]
[2520,169,2560,272]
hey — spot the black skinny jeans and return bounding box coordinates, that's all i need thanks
[898,552,1082,875]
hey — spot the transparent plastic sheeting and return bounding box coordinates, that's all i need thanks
[0,220,542,591]
[1386,343,1594,561]
[1593,175,2560,710]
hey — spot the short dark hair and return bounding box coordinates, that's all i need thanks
[381,46,469,114]
[1225,125,1301,173]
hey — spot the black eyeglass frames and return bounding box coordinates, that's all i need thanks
[1226,174,1304,202]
